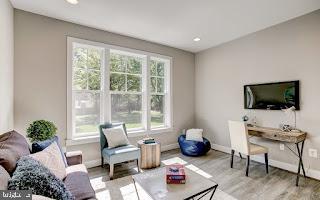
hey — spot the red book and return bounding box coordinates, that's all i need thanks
[166,164,186,184]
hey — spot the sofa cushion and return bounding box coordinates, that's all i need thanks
[66,164,87,175]
[8,157,74,200]
[64,164,96,200]
[0,165,10,190]
[32,136,68,167]
[0,131,30,174]
[29,142,66,180]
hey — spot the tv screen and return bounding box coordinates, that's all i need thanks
[244,81,299,110]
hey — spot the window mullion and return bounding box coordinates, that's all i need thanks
[145,56,151,132]
[105,48,111,123]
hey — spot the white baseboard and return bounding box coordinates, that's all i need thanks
[84,159,101,169]
[161,143,179,152]
[211,143,320,180]
[84,143,180,168]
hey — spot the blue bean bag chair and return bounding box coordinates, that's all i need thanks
[178,134,211,157]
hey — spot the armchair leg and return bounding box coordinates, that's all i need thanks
[265,153,269,174]
[101,157,104,168]
[246,155,250,177]
[109,164,114,179]
[231,149,235,168]
[239,153,243,159]
[136,159,140,172]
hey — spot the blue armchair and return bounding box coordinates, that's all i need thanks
[100,123,141,178]
[178,134,211,157]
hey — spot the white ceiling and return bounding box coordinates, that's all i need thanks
[10,0,320,53]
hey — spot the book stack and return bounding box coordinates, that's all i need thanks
[143,137,155,144]
[166,164,186,184]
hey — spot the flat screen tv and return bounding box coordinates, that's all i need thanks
[244,81,300,110]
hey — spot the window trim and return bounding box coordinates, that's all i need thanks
[67,37,173,141]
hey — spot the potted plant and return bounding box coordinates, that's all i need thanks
[27,120,57,142]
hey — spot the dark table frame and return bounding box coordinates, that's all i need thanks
[185,184,218,200]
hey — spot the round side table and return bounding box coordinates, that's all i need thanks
[137,140,161,169]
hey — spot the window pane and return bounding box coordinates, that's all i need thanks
[127,75,141,92]
[110,53,126,72]
[111,94,142,129]
[157,78,164,93]
[157,62,165,77]
[150,60,157,76]
[73,68,87,90]
[73,47,87,68]
[151,95,164,128]
[74,92,100,136]
[151,77,156,93]
[87,49,101,70]
[88,70,101,90]
[127,57,142,74]
[110,73,126,91]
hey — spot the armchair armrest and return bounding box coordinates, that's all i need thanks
[65,151,83,166]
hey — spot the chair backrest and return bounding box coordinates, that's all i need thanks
[228,121,250,155]
[99,122,127,152]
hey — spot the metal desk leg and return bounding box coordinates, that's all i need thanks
[296,140,306,186]
[208,186,218,200]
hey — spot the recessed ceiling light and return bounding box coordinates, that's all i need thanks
[66,0,79,5]
[193,37,201,42]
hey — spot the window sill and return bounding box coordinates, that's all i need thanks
[66,127,173,146]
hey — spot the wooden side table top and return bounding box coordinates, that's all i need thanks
[247,125,307,143]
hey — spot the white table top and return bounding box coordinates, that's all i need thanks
[132,167,218,200]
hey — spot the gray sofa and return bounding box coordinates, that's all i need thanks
[0,131,96,200]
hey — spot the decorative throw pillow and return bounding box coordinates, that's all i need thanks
[0,165,10,190]
[186,129,204,142]
[32,136,68,167]
[0,131,30,174]
[29,142,66,180]
[103,125,130,148]
[8,157,74,200]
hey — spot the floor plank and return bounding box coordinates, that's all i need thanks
[88,149,320,200]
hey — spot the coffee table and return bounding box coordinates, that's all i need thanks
[132,167,218,200]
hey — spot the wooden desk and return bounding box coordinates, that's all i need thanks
[247,126,307,186]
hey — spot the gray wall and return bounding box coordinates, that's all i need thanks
[0,0,14,133]
[14,10,195,164]
[195,10,320,171]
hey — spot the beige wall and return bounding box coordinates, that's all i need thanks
[14,10,195,164]
[195,10,320,172]
[0,0,14,133]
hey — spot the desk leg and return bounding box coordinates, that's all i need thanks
[296,140,306,186]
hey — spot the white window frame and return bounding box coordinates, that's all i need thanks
[67,37,173,144]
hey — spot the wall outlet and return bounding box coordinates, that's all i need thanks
[280,143,285,151]
[309,149,318,158]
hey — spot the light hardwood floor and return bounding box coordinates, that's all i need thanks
[88,149,320,200]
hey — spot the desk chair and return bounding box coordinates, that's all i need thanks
[228,121,268,176]
[100,122,140,179]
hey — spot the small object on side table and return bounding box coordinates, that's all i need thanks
[143,137,155,144]
[138,139,161,169]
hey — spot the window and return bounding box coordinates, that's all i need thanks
[150,57,170,128]
[71,44,104,138]
[109,50,145,130]
[67,37,172,139]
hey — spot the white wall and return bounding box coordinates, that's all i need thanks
[195,10,320,172]
[0,0,14,133]
[14,10,195,165]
